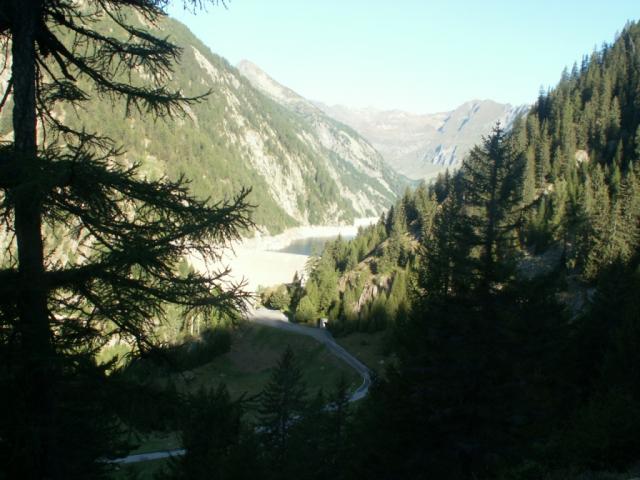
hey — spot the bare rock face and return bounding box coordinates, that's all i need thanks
[355,275,393,313]
[316,100,529,180]
[575,149,590,164]
[237,59,404,217]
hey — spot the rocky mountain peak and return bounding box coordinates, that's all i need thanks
[317,99,529,179]
[237,59,308,109]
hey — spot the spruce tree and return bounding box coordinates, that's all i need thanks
[163,385,259,480]
[0,1,251,478]
[522,146,537,204]
[535,126,551,187]
[421,183,473,301]
[459,124,525,301]
[257,346,307,472]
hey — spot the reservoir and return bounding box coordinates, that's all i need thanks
[208,219,376,291]
[276,235,356,256]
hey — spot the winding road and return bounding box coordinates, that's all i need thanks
[248,307,371,402]
[111,308,371,464]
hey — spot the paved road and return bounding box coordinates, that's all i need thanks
[110,448,186,464]
[112,308,371,464]
[248,307,371,402]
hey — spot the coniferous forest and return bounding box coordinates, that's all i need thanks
[2,1,640,479]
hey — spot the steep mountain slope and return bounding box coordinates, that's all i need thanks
[300,19,640,334]
[0,14,404,234]
[236,60,405,203]
[317,100,528,179]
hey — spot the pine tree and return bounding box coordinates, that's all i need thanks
[535,126,551,187]
[522,146,537,204]
[163,385,259,480]
[421,180,473,301]
[618,167,640,252]
[459,124,525,300]
[583,165,611,279]
[559,99,578,174]
[258,346,307,471]
[0,1,250,478]
[563,165,593,270]
[416,189,438,240]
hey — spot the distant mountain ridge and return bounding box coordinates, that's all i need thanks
[316,100,529,179]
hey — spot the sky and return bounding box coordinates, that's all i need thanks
[168,0,639,114]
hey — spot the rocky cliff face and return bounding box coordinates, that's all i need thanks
[317,100,529,180]
[142,22,405,232]
[237,60,404,212]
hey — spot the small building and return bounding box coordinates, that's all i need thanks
[317,317,328,329]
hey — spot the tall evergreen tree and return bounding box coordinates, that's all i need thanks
[459,124,525,301]
[583,165,611,278]
[421,178,473,300]
[162,385,259,480]
[535,125,552,186]
[257,346,307,471]
[0,1,251,478]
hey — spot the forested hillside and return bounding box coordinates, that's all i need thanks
[292,21,640,332]
[0,13,403,234]
[274,21,640,479]
[515,28,640,279]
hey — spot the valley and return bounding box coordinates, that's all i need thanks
[2,2,640,480]
[238,59,527,181]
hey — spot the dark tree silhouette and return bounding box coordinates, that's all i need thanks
[460,124,525,302]
[257,346,307,471]
[0,1,251,478]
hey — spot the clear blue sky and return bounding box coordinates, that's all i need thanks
[169,0,639,113]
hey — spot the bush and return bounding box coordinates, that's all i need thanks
[261,285,291,311]
[294,296,317,324]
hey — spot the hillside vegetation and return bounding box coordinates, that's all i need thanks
[0,14,404,235]
[285,21,640,479]
[293,21,640,334]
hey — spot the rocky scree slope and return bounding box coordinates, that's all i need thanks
[237,59,405,208]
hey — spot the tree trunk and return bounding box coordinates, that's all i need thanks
[481,150,500,301]
[11,1,55,478]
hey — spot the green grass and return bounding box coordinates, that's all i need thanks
[97,343,132,369]
[170,323,360,400]
[124,322,360,456]
[334,330,396,375]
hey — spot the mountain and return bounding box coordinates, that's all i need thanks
[0,15,405,235]
[236,60,405,198]
[295,21,640,480]
[316,100,528,179]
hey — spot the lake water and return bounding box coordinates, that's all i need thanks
[276,235,355,256]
